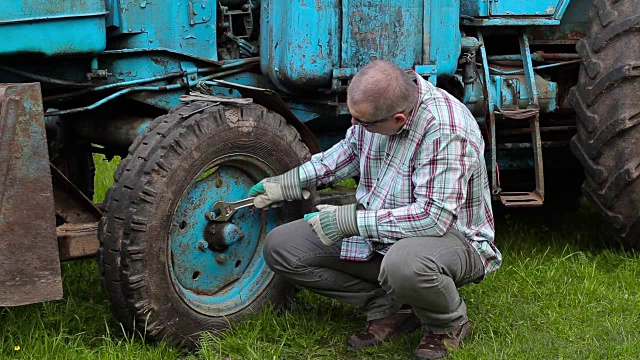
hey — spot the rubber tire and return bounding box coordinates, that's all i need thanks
[570,0,640,249]
[97,101,311,343]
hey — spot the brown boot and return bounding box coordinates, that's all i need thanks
[347,310,420,348]
[414,320,470,360]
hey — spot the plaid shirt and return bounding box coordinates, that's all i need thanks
[298,74,502,275]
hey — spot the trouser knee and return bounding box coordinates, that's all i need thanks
[263,224,293,274]
[379,242,439,298]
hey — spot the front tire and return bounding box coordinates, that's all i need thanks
[98,101,311,343]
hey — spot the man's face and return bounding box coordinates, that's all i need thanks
[348,101,407,136]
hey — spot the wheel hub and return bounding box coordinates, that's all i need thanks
[168,156,279,316]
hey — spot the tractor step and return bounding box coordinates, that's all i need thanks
[499,191,544,207]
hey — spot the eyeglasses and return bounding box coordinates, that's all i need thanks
[352,108,413,128]
[351,115,393,128]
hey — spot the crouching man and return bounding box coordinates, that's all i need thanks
[249,60,502,359]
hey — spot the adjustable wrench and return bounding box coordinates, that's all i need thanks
[206,197,256,222]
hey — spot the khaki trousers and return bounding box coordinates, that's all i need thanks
[263,219,485,333]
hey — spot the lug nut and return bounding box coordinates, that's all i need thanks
[197,240,208,251]
[216,254,227,263]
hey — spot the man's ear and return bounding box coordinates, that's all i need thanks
[393,113,408,126]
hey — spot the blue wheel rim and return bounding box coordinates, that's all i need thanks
[168,154,280,316]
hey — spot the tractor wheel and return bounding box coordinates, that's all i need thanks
[97,101,312,343]
[571,0,640,249]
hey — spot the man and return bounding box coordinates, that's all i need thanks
[248,60,501,359]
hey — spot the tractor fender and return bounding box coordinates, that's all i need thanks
[209,79,321,154]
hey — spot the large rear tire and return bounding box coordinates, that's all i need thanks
[98,101,312,343]
[571,0,640,249]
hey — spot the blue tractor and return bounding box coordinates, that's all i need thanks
[0,0,636,344]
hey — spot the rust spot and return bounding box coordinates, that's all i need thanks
[568,31,586,40]
[151,58,168,68]
[352,27,380,52]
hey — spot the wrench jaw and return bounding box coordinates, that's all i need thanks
[209,201,231,222]
[222,205,234,220]
[206,197,256,222]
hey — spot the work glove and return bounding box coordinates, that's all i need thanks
[248,167,310,209]
[304,204,360,246]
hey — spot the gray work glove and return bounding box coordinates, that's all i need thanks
[304,204,360,246]
[248,167,310,209]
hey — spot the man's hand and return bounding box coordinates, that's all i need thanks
[304,204,360,246]
[248,168,310,208]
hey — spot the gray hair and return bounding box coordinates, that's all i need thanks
[346,60,418,118]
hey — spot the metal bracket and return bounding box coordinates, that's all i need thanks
[188,0,213,25]
[414,64,438,85]
[218,1,253,37]
[478,31,545,207]
[331,68,358,93]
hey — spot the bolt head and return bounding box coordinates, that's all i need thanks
[216,254,227,263]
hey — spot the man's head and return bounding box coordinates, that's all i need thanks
[347,60,418,135]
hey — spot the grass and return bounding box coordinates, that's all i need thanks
[1,155,639,359]
[92,154,120,204]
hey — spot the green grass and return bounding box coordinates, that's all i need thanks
[1,156,639,359]
[92,154,120,204]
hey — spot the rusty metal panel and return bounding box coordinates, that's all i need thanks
[341,0,423,69]
[0,83,62,306]
[108,0,217,60]
[259,0,340,92]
